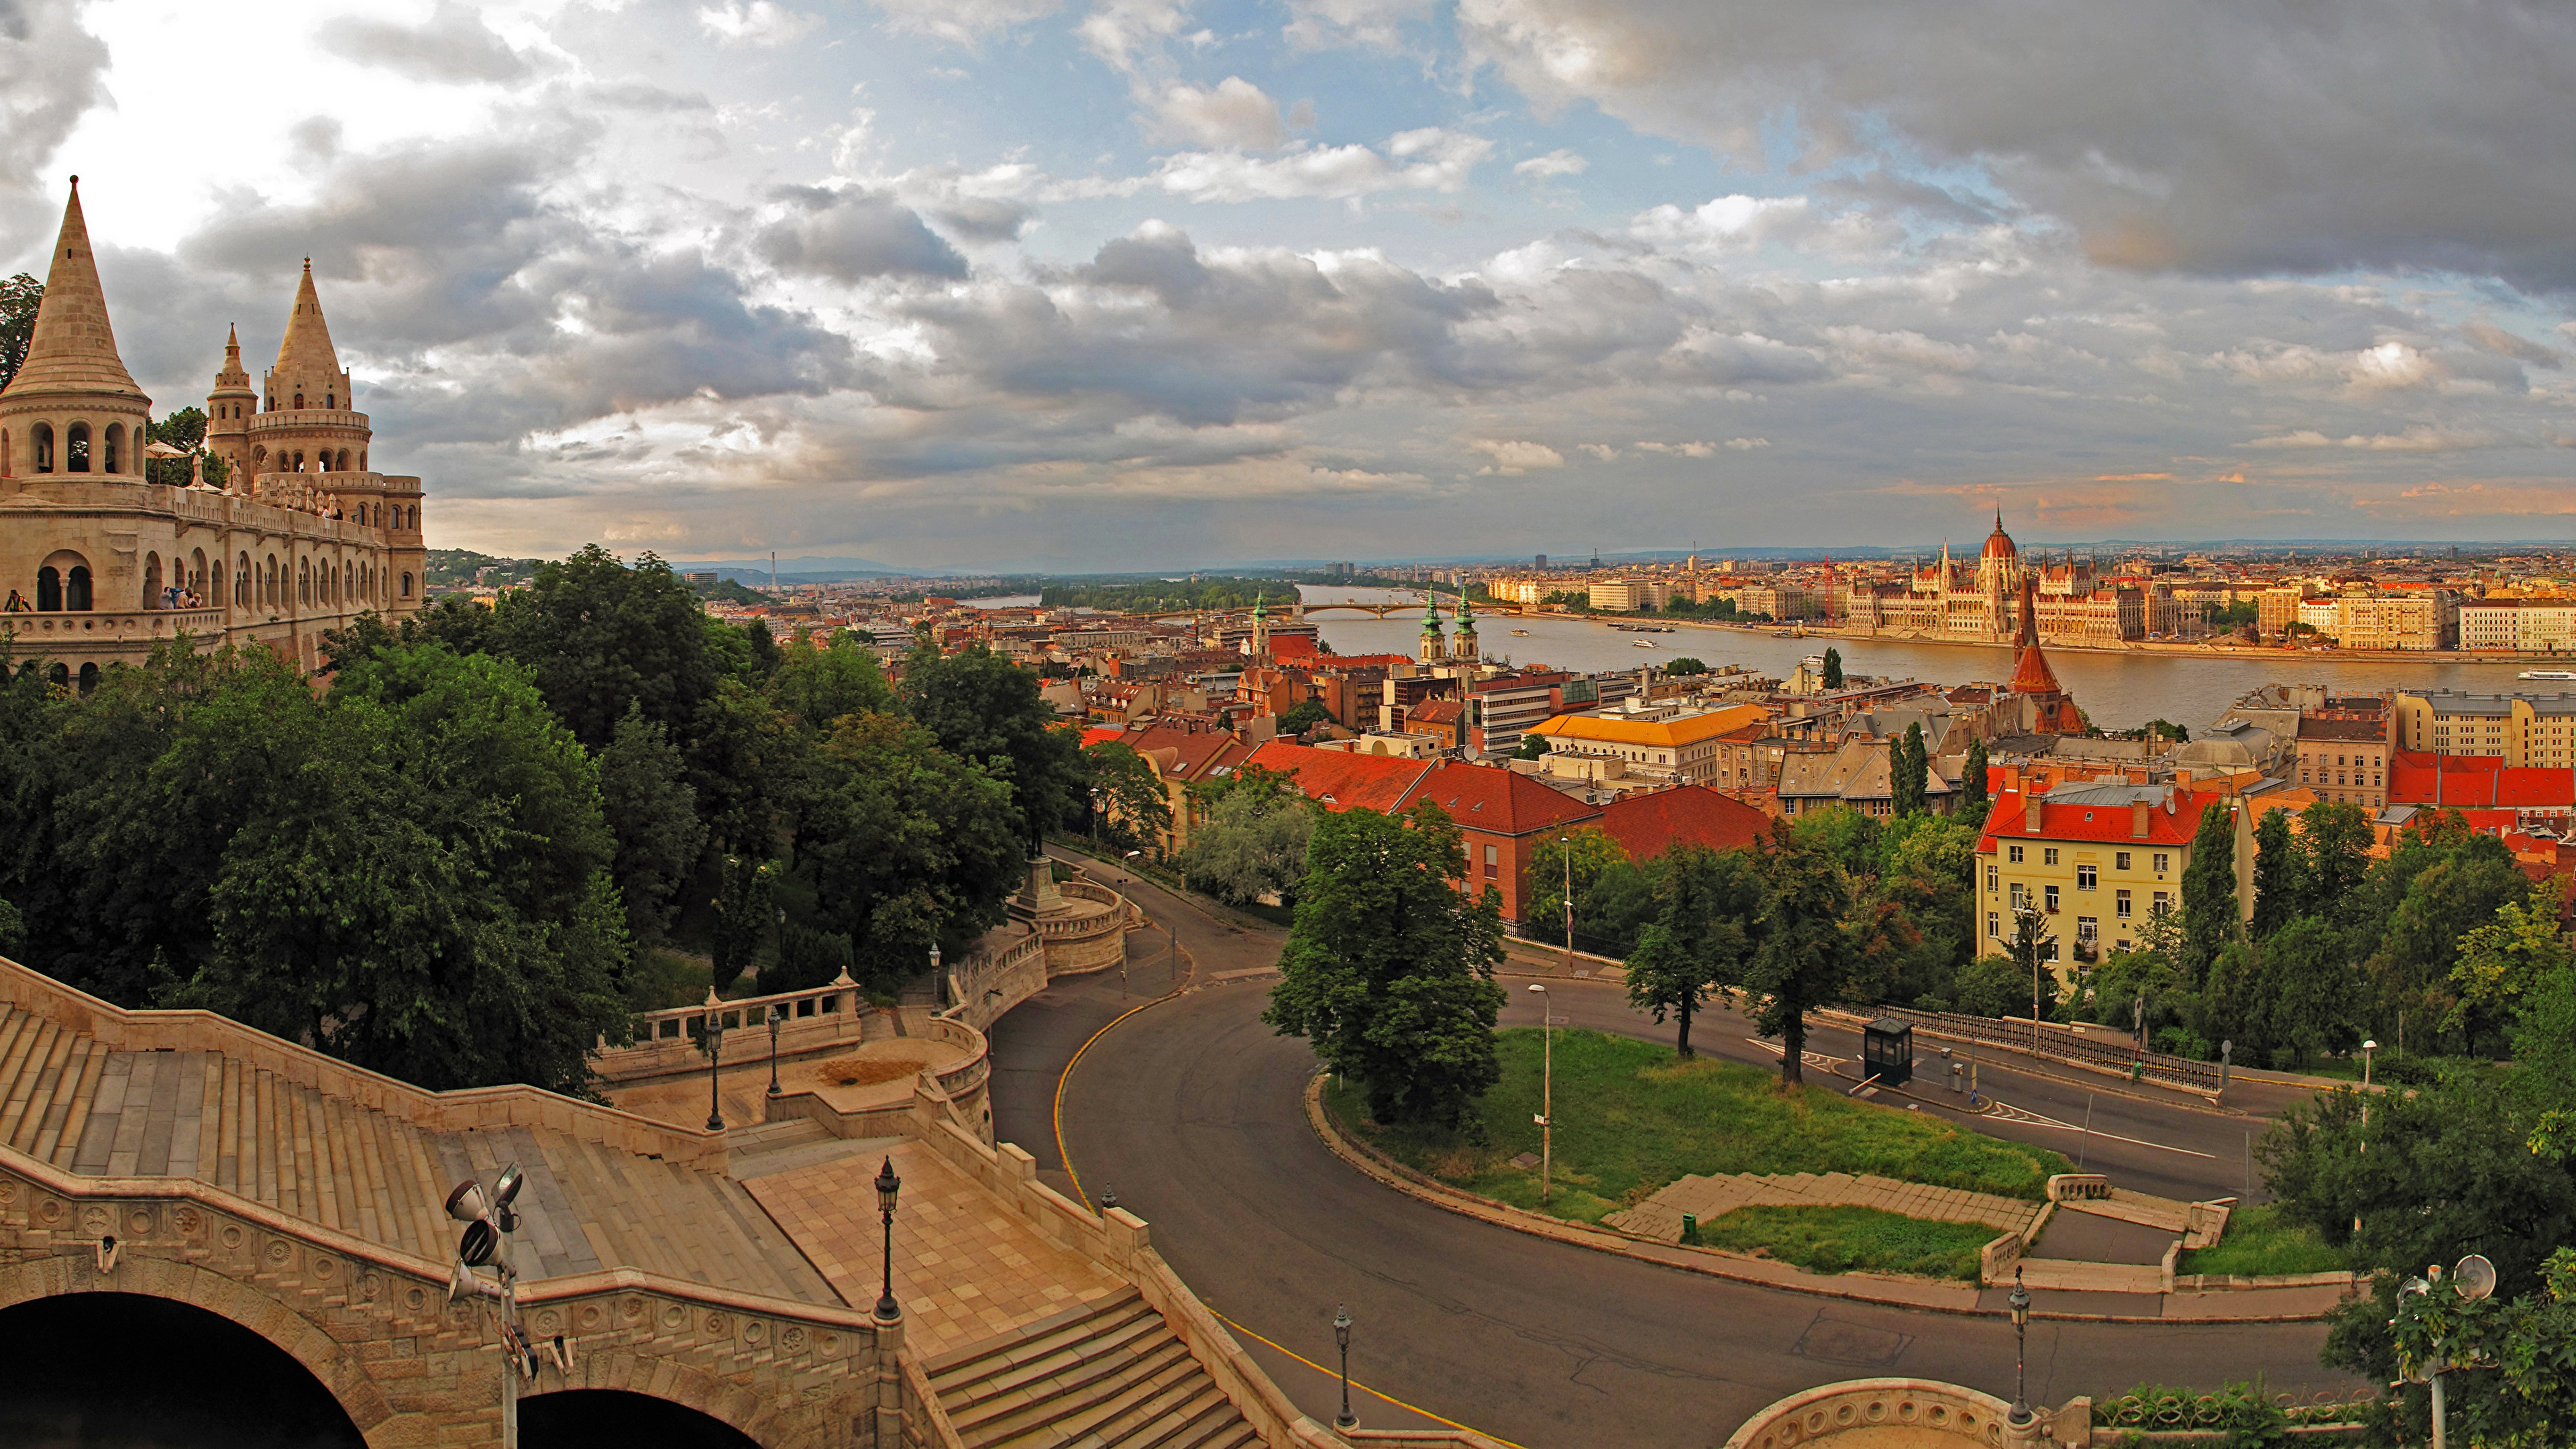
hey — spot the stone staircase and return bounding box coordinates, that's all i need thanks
[1606,1169,2042,1244]
[0,1002,830,1299]
[924,1287,1263,1449]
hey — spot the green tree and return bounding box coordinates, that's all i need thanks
[1891,722,1928,816]
[798,712,1026,987]
[1959,737,1989,816]
[1624,845,1758,1057]
[708,855,777,991]
[0,274,36,392]
[1787,803,1881,879]
[1276,698,1332,735]
[1525,827,1630,948]
[2180,800,2240,986]
[1083,741,1172,853]
[596,704,706,944]
[1181,786,1315,906]
[1663,657,1710,676]
[1821,647,1843,690]
[2390,1246,2576,1449]
[2448,898,2573,1041]
[1512,733,1551,761]
[2301,799,2375,917]
[492,545,733,750]
[2251,807,2305,937]
[903,642,1084,847]
[1741,829,1855,1087]
[1264,801,1507,1126]
[768,630,897,730]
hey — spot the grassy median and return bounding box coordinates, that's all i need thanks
[1325,1027,2070,1224]
[1695,1205,1993,1281]
[2175,1205,2346,1278]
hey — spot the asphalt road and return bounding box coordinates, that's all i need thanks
[991,855,2351,1448]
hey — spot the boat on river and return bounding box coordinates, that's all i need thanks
[2520,669,2576,681]
[1510,629,1529,635]
[1633,639,1658,648]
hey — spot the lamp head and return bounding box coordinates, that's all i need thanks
[444,1179,489,1224]
[875,1156,902,1215]
[930,943,943,969]
[458,1218,498,1268]
[494,1163,524,1210]
[2007,1267,2031,1327]
[1527,983,1546,994]
[2363,1040,2378,1053]
[1332,1303,1352,1350]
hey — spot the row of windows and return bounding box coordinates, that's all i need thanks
[251,445,367,474]
[267,390,339,411]
[4,421,132,476]
[1998,845,2169,873]
[5,548,413,616]
[1988,894,2171,936]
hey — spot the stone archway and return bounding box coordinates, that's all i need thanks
[0,1254,396,1439]
[531,1342,796,1444]
[520,1389,761,1448]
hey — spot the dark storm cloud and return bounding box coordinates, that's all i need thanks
[0,0,107,190]
[1461,0,2576,292]
[318,1,534,85]
[756,186,970,281]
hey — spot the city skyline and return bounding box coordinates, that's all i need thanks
[5,0,2573,570]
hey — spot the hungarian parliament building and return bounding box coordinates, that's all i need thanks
[1843,513,2150,646]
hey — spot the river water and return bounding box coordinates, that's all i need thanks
[1291,586,2543,733]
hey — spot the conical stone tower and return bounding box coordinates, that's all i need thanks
[1,177,153,486]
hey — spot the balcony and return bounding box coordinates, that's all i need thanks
[6,608,227,645]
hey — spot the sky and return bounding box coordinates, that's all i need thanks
[5,0,2575,570]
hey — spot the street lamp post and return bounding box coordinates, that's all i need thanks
[2007,1267,2033,1427]
[444,1166,530,1447]
[1332,1304,1356,1432]
[1527,983,1553,1203]
[929,942,943,1008]
[873,1157,903,1323]
[2356,1038,2377,1234]
[701,990,727,1133]
[2132,990,2145,1059]
[767,1006,783,1099]
[1559,835,1573,969]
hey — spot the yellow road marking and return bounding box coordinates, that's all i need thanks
[1208,1309,1529,1448]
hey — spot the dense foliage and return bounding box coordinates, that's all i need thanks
[0,546,1090,1097]
[1039,575,1297,612]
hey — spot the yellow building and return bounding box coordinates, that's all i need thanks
[1972,783,2249,967]
[1529,702,1766,787]
[2392,690,2576,767]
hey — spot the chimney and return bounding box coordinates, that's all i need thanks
[2023,794,2043,835]
[2131,799,2150,839]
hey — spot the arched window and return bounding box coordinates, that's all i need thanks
[46,663,66,691]
[36,568,60,612]
[335,450,350,471]
[265,555,278,606]
[359,450,367,470]
[67,566,92,611]
[66,422,90,473]
[401,571,414,599]
[293,392,304,409]
[235,553,250,607]
[76,663,98,696]
[299,559,311,604]
[31,423,51,473]
[103,423,121,474]
[252,445,266,470]
[293,451,305,472]
[325,392,334,409]
[190,549,207,604]
[2,428,11,476]
[317,452,329,473]
[143,552,162,609]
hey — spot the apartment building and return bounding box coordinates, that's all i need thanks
[2394,690,2576,767]
[1974,784,2240,967]
[1526,701,1768,786]
[2457,599,2576,652]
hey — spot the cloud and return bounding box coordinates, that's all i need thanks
[865,0,1061,46]
[318,1,531,83]
[2248,425,2492,452]
[758,187,970,282]
[932,197,1034,243]
[1456,0,2576,291]
[1077,0,1195,72]
[696,1,824,48]
[1513,149,1587,179]
[1471,437,1564,473]
[1140,127,1491,203]
[2463,319,2564,369]
[1629,194,1811,250]
[1147,76,1289,151]
[0,0,107,191]
[1283,0,1433,49]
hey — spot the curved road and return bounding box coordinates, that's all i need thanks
[991,858,2349,1448]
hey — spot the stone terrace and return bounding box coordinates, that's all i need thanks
[1607,1170,2041,1244]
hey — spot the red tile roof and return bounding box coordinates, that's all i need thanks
[1975,788,2216,853]
[1598,786,1772,860]
[2387,750,2576,809]
[1130,722,1254,782]
[1269,635,1321,660]
[1242,741,1433,813]
[1079,726,1126,749]
[1397,763,1603,836]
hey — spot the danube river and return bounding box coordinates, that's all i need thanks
[1293,587,2546,733]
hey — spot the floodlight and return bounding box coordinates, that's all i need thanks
[458,1218,498,1268]
[494,1163,525,1209]
[2454,1254,2498,1301]
[445,1179,488,1224]
[447,1258,475,1305]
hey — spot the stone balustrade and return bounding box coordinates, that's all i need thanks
[7,607,226,642]
[1724,1377,2058,1448]
[606,977,869,1087]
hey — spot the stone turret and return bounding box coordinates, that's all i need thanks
[1419,592,1446,664]
[205,325,256,490]
[1450,590,1478,662]
[246,262,372,485]
[0,177,153,486]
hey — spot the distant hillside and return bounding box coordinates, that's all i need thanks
[425,549,541,589]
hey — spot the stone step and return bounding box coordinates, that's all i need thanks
[941,1312,1175,1428]
[729,1118,832,1153]
[927,1289,1151,1388]
[969,1338,1196,1446]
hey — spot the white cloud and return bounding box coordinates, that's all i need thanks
[1823,325,1980,376]
[1147,77,1289,151]
[1078,0,1195,72]
[1283,0,1433,50]
[1726,436,1769,449]
[2345,341,2437,392]
[1628,193,1815,251]
[1513,148,1588,179]
[1142,127,1490,203]
[863,0,1062,46]
[1635,439,1716,458]
[2248,425,2490,451]
[1470,438,1565,473]
[697,1,825,47]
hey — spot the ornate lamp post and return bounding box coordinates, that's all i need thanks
[1332,1304,1356,1432]
[701,989,727,1133]
[873,1157,903,1323]
[2006,1267,2032,1426]
[930,941,943,1007]
[1527,983,1553,1203]
[766,1005,784,1099]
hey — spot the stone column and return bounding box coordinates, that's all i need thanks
[873,1316,906,1448]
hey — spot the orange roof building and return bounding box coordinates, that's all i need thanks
[2006,577,2086,734]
